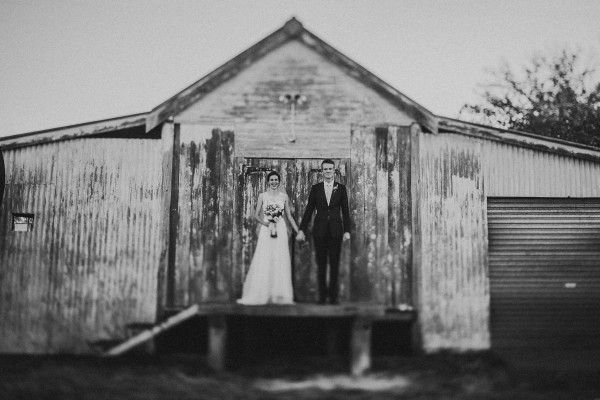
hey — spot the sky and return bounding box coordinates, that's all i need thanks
[1,0,599,137]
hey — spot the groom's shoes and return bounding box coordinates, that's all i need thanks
[329,298,339,305]
[318,297,327,305]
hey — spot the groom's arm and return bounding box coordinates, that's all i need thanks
[299,185,317,232]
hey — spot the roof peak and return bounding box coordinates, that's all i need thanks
[283,17,304,35]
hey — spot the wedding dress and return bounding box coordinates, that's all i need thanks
[237,192,294,305]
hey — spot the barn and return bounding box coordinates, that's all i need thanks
[1,18,599,364]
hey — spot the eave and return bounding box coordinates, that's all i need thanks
[439,116,600,163]
[0,113,148,150]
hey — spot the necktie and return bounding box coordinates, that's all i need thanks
[325,183,332,205]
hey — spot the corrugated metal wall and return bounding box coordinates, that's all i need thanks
[415,133,490,351]
[416,132,600,352]
[483,141,600,197]
[0,137,168,353]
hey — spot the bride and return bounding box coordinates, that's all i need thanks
[237,171,299,305]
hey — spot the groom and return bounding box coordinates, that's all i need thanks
[297,159,351,304]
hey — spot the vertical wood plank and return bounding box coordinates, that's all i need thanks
[167,124,181,307]
[410,124,422,349]
[189,137,206,302]
[233,158,246,298]
[375,127,388,304]
[158,123,175,315]
[175,132,192,305]
[398,126,413,305]
[387,126,400,306]
[350,127,367,302]
[336,160,350,302]
[218,131,235,301]
[202,130,220,301]
[363,127,378,303]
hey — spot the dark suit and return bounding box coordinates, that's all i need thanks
[299,181,351,303]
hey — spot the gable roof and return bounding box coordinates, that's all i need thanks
[145,17,439,133]
[1,18,599,162]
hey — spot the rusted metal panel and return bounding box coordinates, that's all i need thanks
[349,125,413,305]
[171,125,235,304]
[416,133,490,351]
[0,137,168,353]
[483,141,600,197]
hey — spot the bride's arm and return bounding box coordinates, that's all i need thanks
[284,195,299,234]
[254,194,269,227]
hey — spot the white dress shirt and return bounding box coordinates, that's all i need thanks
[324,181,334,205]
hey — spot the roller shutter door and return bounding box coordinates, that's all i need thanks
[488,198,600,348]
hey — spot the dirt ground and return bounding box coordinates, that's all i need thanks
[1,351,599,400]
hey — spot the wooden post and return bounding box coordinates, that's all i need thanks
[350,316,372,376]
[207,315,228,372]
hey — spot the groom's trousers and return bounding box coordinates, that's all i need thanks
[314,227,343,303]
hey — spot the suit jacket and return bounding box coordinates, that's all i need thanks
[300,181,350,240]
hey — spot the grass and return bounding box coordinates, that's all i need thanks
[1,352,599,400]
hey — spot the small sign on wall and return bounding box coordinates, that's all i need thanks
[12,213,34,232]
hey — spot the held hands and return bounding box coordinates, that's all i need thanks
[296,230,350,242]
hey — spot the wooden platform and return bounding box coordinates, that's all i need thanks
[193,303,416,375]
[183,303,415,319]
[106,303,416,376]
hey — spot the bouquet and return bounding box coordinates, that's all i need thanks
[264,203,283,238]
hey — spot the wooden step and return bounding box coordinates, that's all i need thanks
[104,305,200,357]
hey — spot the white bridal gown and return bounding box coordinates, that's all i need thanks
[237,192,294,305]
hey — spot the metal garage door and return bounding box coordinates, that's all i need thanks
[488,198,600,348]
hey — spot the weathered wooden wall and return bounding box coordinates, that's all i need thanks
[0,150,5,208]
[414,131,490,351]
[169,124,235,305]
[350,125,413,305]
[176,41,415,159]
[0,135,169,353]
[234,158,350,302]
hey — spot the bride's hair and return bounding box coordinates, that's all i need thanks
[267,171,280,181]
